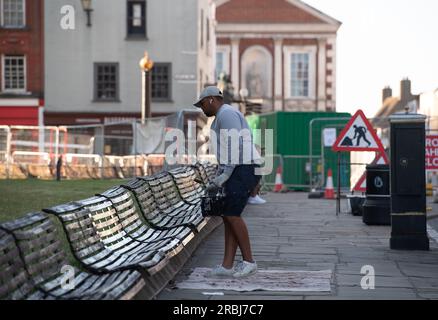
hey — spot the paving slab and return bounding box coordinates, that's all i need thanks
[156,192,438,300]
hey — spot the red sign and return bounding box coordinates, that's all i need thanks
[352,153,389,192]
[426,136,438,170]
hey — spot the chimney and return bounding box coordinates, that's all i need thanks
[382,86,392,103]
[400,78,411,102]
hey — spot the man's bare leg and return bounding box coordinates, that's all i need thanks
[222,218,238,269]
[223,216,254,263]
[250,182,261,197]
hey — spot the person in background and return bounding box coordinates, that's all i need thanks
[248,181,266,205]
[247,144,266,205]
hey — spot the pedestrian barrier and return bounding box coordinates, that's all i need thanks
[0,161,221,300]
[0,153,164,180]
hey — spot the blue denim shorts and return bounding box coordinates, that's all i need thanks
[223,164,261,216]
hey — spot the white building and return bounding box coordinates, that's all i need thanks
[419,88,438,131]
[44,0,216,125]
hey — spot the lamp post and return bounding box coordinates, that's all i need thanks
[239,88,249,115]
[80,0,93,27]
[139,51,154,125]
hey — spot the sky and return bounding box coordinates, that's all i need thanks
[303,0,438,118]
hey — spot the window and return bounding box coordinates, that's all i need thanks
[206,18,210,56]
[127,0,146,37]
[216,52,224,81]
[2,55,26,92]
[215,46,230,80]
[291,53,309,97]
[283,46,316,99]
[151,63,171,101]
[200,9,204,49]
[94,63,119,101]
[1,0,25,28]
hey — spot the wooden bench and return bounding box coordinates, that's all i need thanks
[96,186,195,247]
[203,162,219,181]
[0,213,145,300]
[192,162,210,185]
[1,163,221,300]
[149,172,200,216]
[122,173,207,233]
[43,196,183,276]
[168,166,205,205]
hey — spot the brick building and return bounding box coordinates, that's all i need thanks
[215,0,341,112]
[0,0,44,125]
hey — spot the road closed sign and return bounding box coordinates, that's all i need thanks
[426,136,438,170]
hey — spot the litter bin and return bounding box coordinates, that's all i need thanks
[362,164,391,225]
[347,194,365,216]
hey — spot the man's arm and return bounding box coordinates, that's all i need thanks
[209,110,243,188]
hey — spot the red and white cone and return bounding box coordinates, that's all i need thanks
[324,169,335,199]
[274,166,283,193]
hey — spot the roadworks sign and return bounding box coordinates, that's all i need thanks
[332,110,385,153]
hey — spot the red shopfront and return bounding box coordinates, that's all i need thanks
[0,99,43,126]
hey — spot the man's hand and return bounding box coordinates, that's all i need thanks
[205,172,231,193]
[206,182,220,193]
[211,172,231,188]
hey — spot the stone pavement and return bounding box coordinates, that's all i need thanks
[157,192,438,300]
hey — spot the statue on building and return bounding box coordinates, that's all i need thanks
[217,72,234,104]
[246,62,264,98]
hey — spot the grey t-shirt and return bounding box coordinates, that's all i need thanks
[210,104,261,176]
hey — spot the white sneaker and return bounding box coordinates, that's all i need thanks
[207,265,235,277]
[248,195,266,205]
[233,261,257,278]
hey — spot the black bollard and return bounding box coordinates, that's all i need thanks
[389,113,429,250]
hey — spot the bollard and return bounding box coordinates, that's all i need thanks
[389,113,429,250]
[362,164,390,225]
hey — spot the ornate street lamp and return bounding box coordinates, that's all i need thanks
[139,51,154,124]
[239,88,249,115]
[81,0,93,27]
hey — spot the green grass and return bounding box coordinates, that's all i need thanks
[0,179,129,223]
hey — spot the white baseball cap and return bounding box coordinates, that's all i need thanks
[194,86,223,108]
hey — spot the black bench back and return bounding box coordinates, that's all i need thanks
[0,229,34,300]
[43,203,116,271]
[1,213,68,287]
[146,172,182,212]
[121,178,160,221]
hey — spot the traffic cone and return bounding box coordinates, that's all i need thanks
[324,169,335,199]
[274,166,283,192]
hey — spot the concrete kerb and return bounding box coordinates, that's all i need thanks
[133,217,223,300]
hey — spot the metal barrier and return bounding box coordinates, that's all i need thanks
[283,155,321,190]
